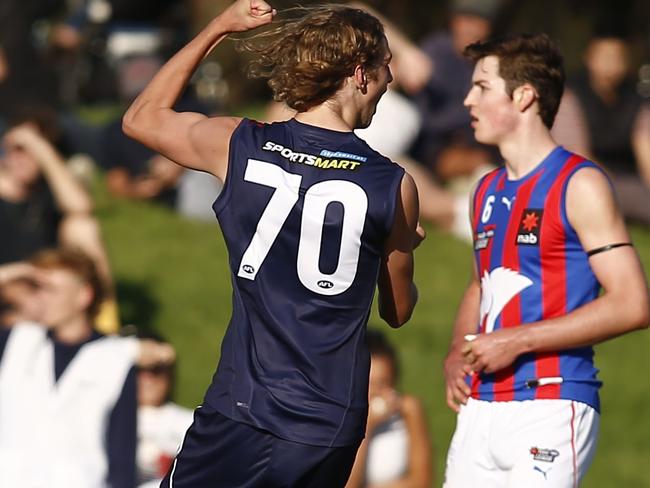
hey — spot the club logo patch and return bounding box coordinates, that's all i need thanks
[474,228,495,251]
[530,447,560,463]
[516,208,543,246]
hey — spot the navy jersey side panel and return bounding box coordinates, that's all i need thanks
[206,119,405,447]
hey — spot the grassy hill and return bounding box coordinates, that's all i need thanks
[97,187,650,487]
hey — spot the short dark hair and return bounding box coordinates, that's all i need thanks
[464,33,565,128]
[133,329,177,403]
[8,105,63,148]
[366,328,399,380]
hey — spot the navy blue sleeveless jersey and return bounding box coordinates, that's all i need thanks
[204,118,405,447]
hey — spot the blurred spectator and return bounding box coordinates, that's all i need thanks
[410,0,500,182]
[176,168,223,221]
[49,0,193,104]
[0,248,138,488]
[345,329,433,488]
[346,2,464,232]
[0,262,43,327]
[0,109,119,332]
[348,1,433,97]
[102,118,183,206]
[0,0,63,120]
[345,1,493,240]
[135,333,192,488]
[552,30,650,224]
[0,114,88,258]
[0,248,175,488]
[100,111,222,220]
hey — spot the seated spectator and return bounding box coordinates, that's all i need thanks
[135,333,193,488]
[552,28,650,225]
[100,117,223,220]
[49,0,195,105]
[345,329,433,488]
[0,248,174,488]
[100,93,221,220]
[0,109,119,332]
[176,168,223,221]
[0,0,62,121]
[410,0,500,182]
[102,118,183,206]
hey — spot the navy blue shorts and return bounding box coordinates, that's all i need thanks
[160,404,360,488]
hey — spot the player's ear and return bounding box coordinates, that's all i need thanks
[354,65,368,94]
[514,84,537,112]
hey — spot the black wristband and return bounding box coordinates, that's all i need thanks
[586,242,633,257]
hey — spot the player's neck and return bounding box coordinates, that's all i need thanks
[499,122,557,180]
[293,99,355,133]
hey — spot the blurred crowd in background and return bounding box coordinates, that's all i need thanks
[0,0,648,486]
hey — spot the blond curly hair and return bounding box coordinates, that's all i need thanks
[240,5,387,112]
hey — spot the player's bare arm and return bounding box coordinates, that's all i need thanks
[122,0,276,181]
[377,172,421,328]
[464,167,650,374]
[443,186,479,411]
[631,105,650,187]
[444,274,480,412]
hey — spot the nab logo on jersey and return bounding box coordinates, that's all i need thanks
[516,209,543,246]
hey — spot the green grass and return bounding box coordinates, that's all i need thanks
[96,186,650,487]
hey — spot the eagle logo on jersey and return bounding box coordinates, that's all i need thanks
[479,267,533,333]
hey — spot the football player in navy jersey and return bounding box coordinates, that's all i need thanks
[123,0,422,486]
[442,33,650,487]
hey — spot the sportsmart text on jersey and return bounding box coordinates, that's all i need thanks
[262,141,363,171]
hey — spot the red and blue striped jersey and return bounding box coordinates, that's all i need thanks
[470,146,603,411]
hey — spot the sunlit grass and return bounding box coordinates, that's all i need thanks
[96,181,650,486]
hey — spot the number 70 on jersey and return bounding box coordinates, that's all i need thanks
[237,159,369,296]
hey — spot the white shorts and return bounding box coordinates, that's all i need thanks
[443,398,599,488]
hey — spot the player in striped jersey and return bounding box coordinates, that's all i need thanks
[443,33,649,487]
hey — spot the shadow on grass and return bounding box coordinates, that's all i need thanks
[115,279,159,335]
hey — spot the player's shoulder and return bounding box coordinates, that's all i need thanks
[231,117,270,137]
[229,118,293,154]
[563,153,619,225]
[561,151,611,195]
[566,167,614,212]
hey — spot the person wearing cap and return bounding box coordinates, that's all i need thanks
[410,0,502,183]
